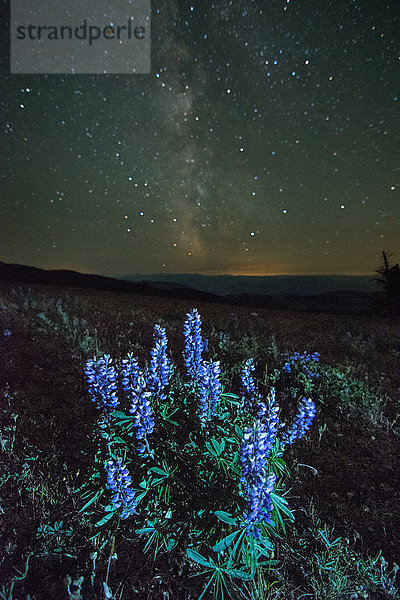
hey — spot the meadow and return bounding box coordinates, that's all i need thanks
[0,283,399,600]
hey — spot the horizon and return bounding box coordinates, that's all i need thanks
[1,258,379,279]
[1,259,380,300]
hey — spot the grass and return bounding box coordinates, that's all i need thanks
[0,282,399,599]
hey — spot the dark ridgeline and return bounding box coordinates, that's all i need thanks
[0,260,377,316]
[0,260,226,304]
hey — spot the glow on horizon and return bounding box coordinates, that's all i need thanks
[2,257,376,280]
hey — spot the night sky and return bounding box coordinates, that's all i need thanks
[1,0,399,278]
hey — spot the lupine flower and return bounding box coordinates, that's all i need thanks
[198,360,222,426]
[120,354,154,455]
[127,373,155,456]
[120,353,140,393]
[183,308,206,381]
[240,392,280,537]
[106,457,137,519]
[197,362,209,427]
[148,325,170,401]
[282,351,320,379]
[241,358,262,412]
[85,354,119,413]
[208,360,222,417]
[280,397,316,446]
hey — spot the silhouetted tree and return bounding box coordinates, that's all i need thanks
[372,251,400,313]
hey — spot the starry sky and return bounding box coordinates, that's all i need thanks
[1,0,399,277]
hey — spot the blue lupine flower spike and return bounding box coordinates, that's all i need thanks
[183,308,206,382]
[106,457,137,519]
[281,397,316,446]
[121,355,155,457]
[240,391,280,537]
[241,358,262,412]
[148,325,171,401]
[198,360,222,426]
[85,354,119,414]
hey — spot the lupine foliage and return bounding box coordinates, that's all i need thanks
[79,309,318,598]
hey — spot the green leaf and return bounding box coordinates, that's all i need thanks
[221,393,240,401]
[78,489,104,513]
[271,457,289,475]
[112,436,126,444]
[220,411,231,419]
[212,530,239,553]
[270,492,294,519]
[229,568,254,580]
[249,534,257,576]
[135,527,155,534]
[149,466,168,477]
[205,441,215,455]
[211,437,225,455]
[214,511,238,526]
[234,424,243,438]
[186,548,212,568]
[135,491,148,504]
[227,530,246,569]
[270,491,294,532]
[112,410,130,419]
[166,537,177,551]
[94,512,114,527]
[254,535,274,556]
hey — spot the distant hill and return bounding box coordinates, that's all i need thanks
[0,261,225,304]
[122,272,378,296]
[0,261,378,315]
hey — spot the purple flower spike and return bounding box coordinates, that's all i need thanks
[281,397,316,446]
[85,354,119,414]
[183,308,206,382]
[148,324,170,401]
[198,360,222,426]
[120,353,140,393]
[240,391,280,536]
[241,358,262,412]
[106,457,137,519]
[121,355,155,456]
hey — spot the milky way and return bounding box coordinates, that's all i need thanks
[1,0,398,277]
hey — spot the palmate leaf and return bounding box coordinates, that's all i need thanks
[111,411,136,432]
[206,437,226,457]
[270,491,294,532]
[220,392,240,405]
[213,438,225,454]
[271,456,289,476]
[234,424,244,439]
